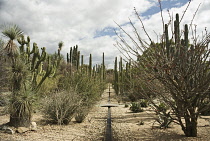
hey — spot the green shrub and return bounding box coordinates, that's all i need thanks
[43,90,80,125]
[157,102,168,113]
[124,103,129,108]
[130,102,143,113]
[139,99,148,107]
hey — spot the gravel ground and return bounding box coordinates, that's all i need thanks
[1,86,210,141]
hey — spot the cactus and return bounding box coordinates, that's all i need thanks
[102,52,105,80]
[89,54,92,76]
[6,34,61,127]
[81,55,84,66]
[174,13,180,44]
[77,51,80,70]
[165,24,170,58]
[184,24,189,49]
[16,35,61,91]
[70,47,72,64]
[67,53,70,63]
[114,57,119,95]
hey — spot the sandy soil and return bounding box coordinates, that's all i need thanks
[1,86,210,141]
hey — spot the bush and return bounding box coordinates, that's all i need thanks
[75,108,89,123]
[130,102,143,113]
[43,90,81,125]
[139,99,148,107]
[157,102,168,113]
[124,103,129,108]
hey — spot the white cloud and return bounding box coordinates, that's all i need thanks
[0,0,209,68]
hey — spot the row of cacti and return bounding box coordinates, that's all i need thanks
[66,45,106,81]
[67,45,80,70]
[164,14,189,60]
[113,56,131,95]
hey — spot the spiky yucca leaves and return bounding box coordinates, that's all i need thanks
[8,58,36,127]
[1,24,23,61]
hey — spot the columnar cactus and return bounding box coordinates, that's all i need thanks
[114,57,119,95]
[77,51,80,70]
[89,54,92,76]
[102,52,105,80]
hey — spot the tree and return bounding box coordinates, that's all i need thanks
[115,9,210,137]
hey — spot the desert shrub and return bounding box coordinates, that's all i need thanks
[62,73,104,107]
[43,90,81,125]
[130,102,143,113]
[139,99,148,107]
[75,107,89,123]
[157,102,168,113]
[124,103,129,108]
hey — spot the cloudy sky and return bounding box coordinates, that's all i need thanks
[0,0,209,68]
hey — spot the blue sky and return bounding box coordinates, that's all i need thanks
[94,0,190,38]
[0,0,209,68]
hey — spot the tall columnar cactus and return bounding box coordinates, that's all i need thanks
[81,55,84,66]
[114,57,119,95]
[77,51,80,70]
[70,47,72,64]
[174,13,180,44]
[102,52,105,80]
[165,24,170,58]
[89,54,92,76]
[67,53,70,63]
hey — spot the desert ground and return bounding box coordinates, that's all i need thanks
[0,86,210,141]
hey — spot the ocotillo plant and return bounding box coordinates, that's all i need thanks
[116,11,210,137]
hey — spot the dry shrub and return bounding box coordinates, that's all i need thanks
[75,106,90,123]
[43,89,81,125]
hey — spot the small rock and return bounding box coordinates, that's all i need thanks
[30,122,37,131]
[17,127,29,133]
[5,128,15,134]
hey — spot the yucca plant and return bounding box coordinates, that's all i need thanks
[1,24,61,127]
[1,24,23,63]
